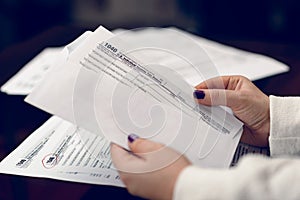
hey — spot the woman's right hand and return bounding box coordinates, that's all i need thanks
[194,75,270,147]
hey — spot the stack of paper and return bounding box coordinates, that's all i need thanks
[0,26,288,186]
[1,28,289,96]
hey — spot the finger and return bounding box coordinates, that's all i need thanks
[110,143,141,179]
[110,143,131,164]
[194,89,240,107]
[128,134,163,154]
[127,134,186,173]
[195,75,244,90]
[195,76,230,90]
[110,143,144,172]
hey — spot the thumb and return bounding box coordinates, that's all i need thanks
[128,134,163,154]
[193,89,239,108]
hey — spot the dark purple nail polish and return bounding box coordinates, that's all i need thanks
[128,134,139,143]
[193,90,205,99]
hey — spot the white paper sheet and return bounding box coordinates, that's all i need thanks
[1,31,92,95]
[0,116,124,186]
[1,27,289,95]
[0,47,63,95]
[25,26,243,168]
[0,116,124,187]
[113,27,289,83]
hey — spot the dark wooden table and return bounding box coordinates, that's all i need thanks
[0,26,299,200]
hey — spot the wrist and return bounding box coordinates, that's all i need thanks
[261,95,270,142]
[172,165,192,200]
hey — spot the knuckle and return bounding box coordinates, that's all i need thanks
[236,91,249,102]
[210,91,220,101]
[235,75,246,80]
[210,91,226,105]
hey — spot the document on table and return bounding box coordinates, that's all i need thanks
[1,27,289,95]
[114,27,289,82]
[25,26,243,168]
[0,47,63,95]
[0,116,124,187]
[1,31,92,95]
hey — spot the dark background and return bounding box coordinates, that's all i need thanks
[0,0,300,199]
[1,0,300,52]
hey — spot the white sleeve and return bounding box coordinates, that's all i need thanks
[269,95,300,156]
[173,95,300,200]
[173,156,300,200]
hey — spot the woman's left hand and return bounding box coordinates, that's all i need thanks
[110,134,191,200]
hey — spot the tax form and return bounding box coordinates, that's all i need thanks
[1,27,289,96]
[0,116,124,187]
[25,26,243,168]
[0,26,281,185]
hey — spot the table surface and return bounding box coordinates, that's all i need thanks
[0,26,299,200]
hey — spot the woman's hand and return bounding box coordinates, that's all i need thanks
[110,134,191,200]
[194,75,270,147]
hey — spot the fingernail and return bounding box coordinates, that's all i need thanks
[128,133,139,143]
[193,90,205,99]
